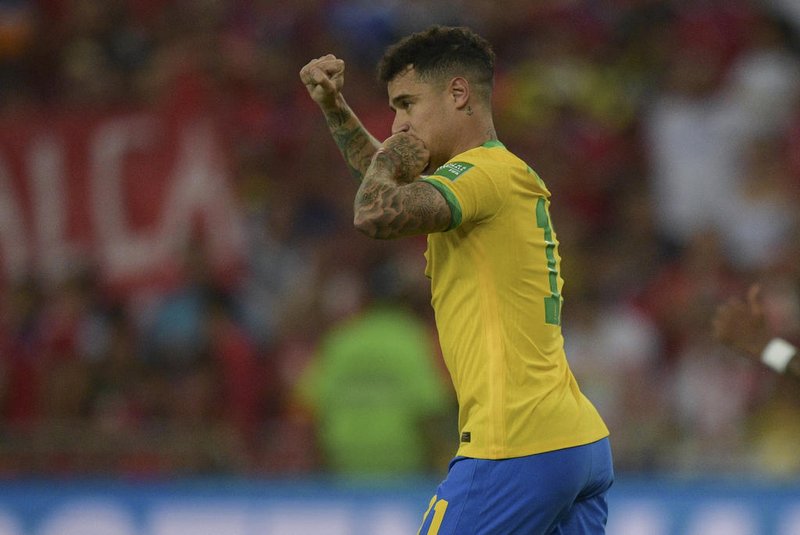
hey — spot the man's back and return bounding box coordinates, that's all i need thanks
[421,141,608,459]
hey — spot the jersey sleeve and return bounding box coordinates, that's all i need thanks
[421,160,507,230]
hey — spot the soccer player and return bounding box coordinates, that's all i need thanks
[713,284,800,378]
[300,26,613,534]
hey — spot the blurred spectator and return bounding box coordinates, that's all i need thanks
[296,259,453,477]
[721,136,798,272]
[643,5,750,249]
[0,0,35,108]
[669,335,762,475]
[724,8,800,137]
[564,294,667,473]
[236,185,319,349]
[638,229,743,357]
[0,276,43,429]
[747,379,800,478]
[204,288,264,455]
[710,264,800,478]
[140,238,235,369]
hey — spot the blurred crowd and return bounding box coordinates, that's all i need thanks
[1,0,800,480]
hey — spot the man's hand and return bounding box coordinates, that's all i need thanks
[299,54,381,179]
[712,284,772,358]
[378,132,431,183]
[299,54,345,110]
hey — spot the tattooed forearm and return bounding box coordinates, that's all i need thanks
[354,153,450,239]
[324,106,380,180]
[380,138,430,184]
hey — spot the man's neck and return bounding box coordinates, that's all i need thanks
[451,116,497,156]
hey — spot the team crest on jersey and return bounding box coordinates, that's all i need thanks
[435,161,474,181]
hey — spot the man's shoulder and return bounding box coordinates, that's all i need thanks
[433,143,522,181]
[431,160,480,181]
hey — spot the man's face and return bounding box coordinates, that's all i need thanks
[387,67,454,173]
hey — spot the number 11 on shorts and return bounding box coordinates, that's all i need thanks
[417,495,449,535]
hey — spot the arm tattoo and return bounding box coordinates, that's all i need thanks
[354,155,451,239]
[381,137,429,184]
[324,107,380,180]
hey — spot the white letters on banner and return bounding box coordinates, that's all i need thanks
[0,112,245,288]
[90,114,162,280]
[29,134,70,281]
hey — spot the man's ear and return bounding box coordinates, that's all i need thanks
[448,77,471,110]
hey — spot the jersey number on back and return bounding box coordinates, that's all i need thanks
[536,197,562,326]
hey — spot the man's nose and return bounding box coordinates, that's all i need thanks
[391,120,410,135]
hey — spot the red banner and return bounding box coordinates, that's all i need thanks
[0,109,245,292]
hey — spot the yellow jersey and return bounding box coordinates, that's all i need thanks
[420,140,608,459]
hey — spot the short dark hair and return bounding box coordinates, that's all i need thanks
[378,26,495,98]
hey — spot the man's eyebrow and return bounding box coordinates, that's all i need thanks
[389,93,416,110]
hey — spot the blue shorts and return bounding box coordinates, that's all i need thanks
[417,437,614,535]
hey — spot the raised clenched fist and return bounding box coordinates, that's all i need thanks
[299,54,345,110]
